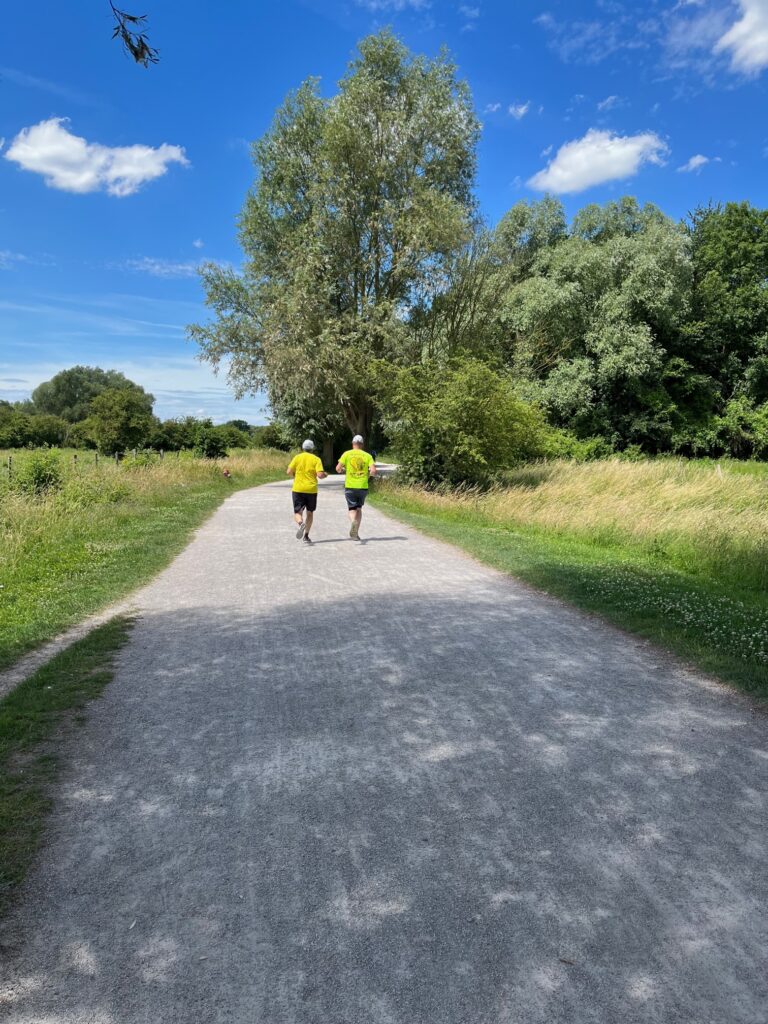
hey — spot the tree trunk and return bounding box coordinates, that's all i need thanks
[344,400,373,443]
[322,437,334,468]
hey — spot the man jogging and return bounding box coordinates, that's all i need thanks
[287,440,327,544]
[336,434,376,540]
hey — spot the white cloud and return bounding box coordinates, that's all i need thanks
[459,4,480,16]
[677,153,721,171]
[4,118,188,197]
[123,257,202,278]
[0,250,28,269]
[192,239,205,249]
[541,144,553,157]
[714,0,768,75]
[528,128,668,194]
[597,94,621,110]
[484,102,501,113]
[508,101,531,120]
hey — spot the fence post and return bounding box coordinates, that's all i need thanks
[73,453,78,472]
[133,449,137,461]
[95,451,99,467]
[160,449,164,460]
[115,452,119,466]
[7,454,11,480]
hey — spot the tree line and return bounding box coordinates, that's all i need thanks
[0,366,286,456]
[190,30,768,484]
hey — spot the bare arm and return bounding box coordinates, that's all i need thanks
[286,467,295,477]
[369,462,377,477]
[335,462,344,473]
[318,471,328,479]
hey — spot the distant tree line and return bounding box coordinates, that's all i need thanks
[191,30,768,484]
[0,366,287,456]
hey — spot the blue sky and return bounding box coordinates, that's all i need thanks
[1,0,767,423]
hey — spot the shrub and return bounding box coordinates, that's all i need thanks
[12,449,64,496]
[542,429,614,462]
[88,388,157,455]
[257,423,292,451]
[377,358,552,486]
[195,429,228,459]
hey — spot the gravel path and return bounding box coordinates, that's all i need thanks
[1,475,766,1024]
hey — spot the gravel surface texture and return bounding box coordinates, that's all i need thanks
[1,476,766,1024]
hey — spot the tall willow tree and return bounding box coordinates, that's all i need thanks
[189,31,479,447]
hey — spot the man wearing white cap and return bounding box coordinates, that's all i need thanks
[287,440,327,544]
[336,435,376,540]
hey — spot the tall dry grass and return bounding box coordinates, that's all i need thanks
[0,447,288,670]
[379,458,768,592]
[0,448,287,573]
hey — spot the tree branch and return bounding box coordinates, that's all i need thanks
[110,2,159,67]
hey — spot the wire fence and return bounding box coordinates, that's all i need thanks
[3,448,183,480]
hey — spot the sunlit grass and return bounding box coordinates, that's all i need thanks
[0,448,287,671]
[372,458,768,697]
[0,616,133,915]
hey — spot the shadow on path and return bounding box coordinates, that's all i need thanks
[2,589,766,1023]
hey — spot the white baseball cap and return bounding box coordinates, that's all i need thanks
[302,439,315,450]
[352,434,364,444]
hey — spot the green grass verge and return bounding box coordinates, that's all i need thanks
[370,487,768,699]
[0,453,285,672]
[0,616,133,916]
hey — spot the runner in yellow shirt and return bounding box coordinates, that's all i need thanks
[287,440,327,544]
[336,434,376,541]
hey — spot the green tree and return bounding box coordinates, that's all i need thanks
[0,404,32,448]
[27,414,69,447]
[195,428,228,460]
[190,30,479,444]
[212,423,251,449]
[684,202,768,399]
[501,198,692,451]
[32,366,154,424]
[377,358,551,486]
[88,388,157,454]
[225,419,252,434]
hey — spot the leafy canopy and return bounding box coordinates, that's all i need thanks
[190,30,479,440]
[31,366,153,424]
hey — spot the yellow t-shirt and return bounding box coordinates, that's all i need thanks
[288,452,324,493]
[338,449,374,489]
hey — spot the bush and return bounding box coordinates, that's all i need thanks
[256,423,292,451]
[377,358,552,486]
[12,449,64,496]
[88,388,157,455]
[195,429,228,459]
[542,430,614,462]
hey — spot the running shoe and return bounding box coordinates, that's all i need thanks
[349,521,359,540]
[295,521,305,540]
[303,535,313,545]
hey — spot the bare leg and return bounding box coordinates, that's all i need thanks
[304,510,314,537]
[348,507,362,538]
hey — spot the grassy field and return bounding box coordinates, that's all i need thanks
[371,458,768,698]
[0,616,133,915]
[0,448,287,672]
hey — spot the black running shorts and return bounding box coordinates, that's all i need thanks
[345,488,368,510]
[292,491,317,513]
